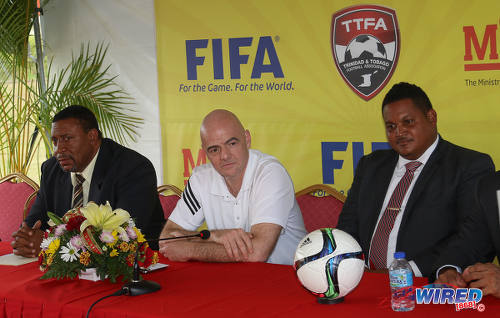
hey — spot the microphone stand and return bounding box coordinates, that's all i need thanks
[122,230,210,296]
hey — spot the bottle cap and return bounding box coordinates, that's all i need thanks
[394,251,405,259]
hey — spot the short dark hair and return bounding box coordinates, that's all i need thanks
[52,105,102,139]
[382,82,433,114]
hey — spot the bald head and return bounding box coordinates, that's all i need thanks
[200,109,245,139]
[200,109,251,194]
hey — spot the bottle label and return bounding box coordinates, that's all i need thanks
[390,270,413,287]
[390,269,415,302]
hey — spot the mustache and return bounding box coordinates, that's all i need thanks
[396,137,412,144]
[55,154,75,162]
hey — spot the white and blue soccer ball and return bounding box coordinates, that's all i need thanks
[294,228,364,301]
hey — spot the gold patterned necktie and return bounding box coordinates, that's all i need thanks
[72,174,85,209]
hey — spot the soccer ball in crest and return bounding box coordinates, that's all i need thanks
[344,34,387,61]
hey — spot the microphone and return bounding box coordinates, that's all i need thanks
[122,230,210,296]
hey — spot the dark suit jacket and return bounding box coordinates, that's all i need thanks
[432,171,500,273]
[337,137,494,277]
[25,138,165,249]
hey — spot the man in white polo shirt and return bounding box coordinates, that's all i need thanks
[159,109,306,265]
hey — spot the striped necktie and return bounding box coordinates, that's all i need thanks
[369,161,422,269]
[72,174,85,209]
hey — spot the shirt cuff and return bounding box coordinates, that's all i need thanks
[409,260,423,277]
[435,264,462,280]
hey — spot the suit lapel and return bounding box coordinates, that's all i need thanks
[59,172,73,212]
[399,138,446,230]
[491,176,500,255]
[367,152,399,239]
[88,140,110,202]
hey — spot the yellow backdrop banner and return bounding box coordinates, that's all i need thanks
[155,0,500,193]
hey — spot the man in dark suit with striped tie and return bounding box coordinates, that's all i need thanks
[336,82,494,278]
[11,105,164,257]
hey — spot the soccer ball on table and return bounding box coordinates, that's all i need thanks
[294,228,364,304]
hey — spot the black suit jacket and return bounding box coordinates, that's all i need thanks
[432,171,500,272]
[337,138,494,277]
[25,138,165,248]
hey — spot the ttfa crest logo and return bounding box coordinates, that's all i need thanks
[331,5,400,101]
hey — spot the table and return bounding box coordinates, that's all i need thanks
[0,243,497,317]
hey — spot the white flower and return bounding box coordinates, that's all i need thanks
[128,219,136,228]
[40,236,55,251]
[119,230,129,242]
[59,243,80,262]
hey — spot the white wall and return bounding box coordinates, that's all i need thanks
[42,0,163,182]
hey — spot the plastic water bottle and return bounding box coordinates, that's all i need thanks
[389,251,415,311]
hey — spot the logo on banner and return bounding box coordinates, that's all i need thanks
[331,5,400,101]
[463,22,499,71]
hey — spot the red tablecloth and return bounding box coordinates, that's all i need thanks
[0,243,497,317]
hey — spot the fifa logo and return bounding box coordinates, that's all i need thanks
[185,36,284,80]
[331,5,400,101]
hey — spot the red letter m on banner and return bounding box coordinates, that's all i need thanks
[182,148,206,185]
[463,24,499,71]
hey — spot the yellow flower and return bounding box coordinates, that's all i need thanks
[152,252,159,265]
[129,243,137,253]
[119,242,130,252]
[127,253,135,265]
[47,239,60,255]
[110,249,119,257]
[47,253,55,266]
[80,201,130,232]
[80,251,91,266]
[134,228,146,243]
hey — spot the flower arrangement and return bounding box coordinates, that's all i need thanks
[39,201,158,282]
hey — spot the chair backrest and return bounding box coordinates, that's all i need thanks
[295,184,346,232]
[24,190,38,219]
[0,173,39,241]
[158,184,182,220]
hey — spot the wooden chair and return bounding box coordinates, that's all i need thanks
[157,184,182,219]
[295,184,346,232]
[0,173,39,241]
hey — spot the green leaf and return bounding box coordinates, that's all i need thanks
[47,211,63,225]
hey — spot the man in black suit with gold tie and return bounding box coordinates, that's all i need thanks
[435,171,500,297]
[337,82,494,278]
[11,105,165,256]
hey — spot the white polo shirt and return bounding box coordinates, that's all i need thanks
[169,149,307,265]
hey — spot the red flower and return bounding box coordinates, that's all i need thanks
[126,253,135,267]
[66,215,87,231]
[138,246,154,268]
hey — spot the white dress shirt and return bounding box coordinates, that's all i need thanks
[71,149,99,207]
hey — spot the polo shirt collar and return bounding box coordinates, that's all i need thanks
[209,149,257,197]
